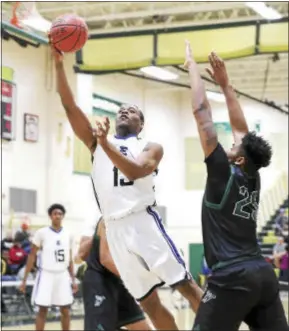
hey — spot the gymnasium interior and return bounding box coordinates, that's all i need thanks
[1,1,288,330]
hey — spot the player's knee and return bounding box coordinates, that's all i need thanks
[60,306,70,317]
[38,306,48,317]
[174,278,202,298]
[140,290,163,317]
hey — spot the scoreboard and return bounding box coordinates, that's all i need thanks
[1,80,16,141]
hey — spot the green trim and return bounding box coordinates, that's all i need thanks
[117,314,145,328]
[92,107,117,116]
[211,254,262,271]
[204,165,235,210]
[93,93,122,106]
[1,21,48,45]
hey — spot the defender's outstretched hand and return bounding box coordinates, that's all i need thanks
[206,52,229,89]
[48,33,63,65]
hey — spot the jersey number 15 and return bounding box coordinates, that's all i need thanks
[54,249,65,262]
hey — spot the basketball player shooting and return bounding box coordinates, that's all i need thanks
[185,40,288,331]
[20,204,77,331]
[50,40,203,330]
[77,208,152,331]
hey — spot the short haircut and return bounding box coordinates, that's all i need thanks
[241,131,272,170]
[47,203,66,216]
[139,109,145,124]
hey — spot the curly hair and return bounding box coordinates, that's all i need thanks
[47,203,66,216]
[241,131,272,170]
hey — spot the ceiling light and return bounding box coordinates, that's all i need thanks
[140,66,179,81]
[206,91,226,103]
[22,17,52,33]
[245,2,282,20]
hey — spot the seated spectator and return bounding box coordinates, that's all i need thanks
[15,222,30,242]
[9,239,27,273]
[275,208,288,236]
[275,244,289,282]
[1,231,14,251]
[273,237,286,256]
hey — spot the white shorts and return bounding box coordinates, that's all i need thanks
[105,206,190,300]
[31,269,73,307]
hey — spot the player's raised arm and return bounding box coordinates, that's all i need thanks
[206,52,249,145]
[185,40,218,158]
[50,40,97,153]
[96,117,163,181]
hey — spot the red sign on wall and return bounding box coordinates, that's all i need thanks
[1,80,15,141]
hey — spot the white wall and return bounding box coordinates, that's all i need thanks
[2,39,288,252]
[1,39,86,232]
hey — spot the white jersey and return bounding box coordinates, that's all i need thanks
[32,226,73,272]
[91,135,156,220]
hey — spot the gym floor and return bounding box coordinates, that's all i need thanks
[2,291,288,330]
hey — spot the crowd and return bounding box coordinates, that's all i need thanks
[1,223,36,280]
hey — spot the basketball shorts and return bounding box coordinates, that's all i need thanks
[31,269,73,307]
[105,206,190,301]
[82,268,145,331]
[193,259,289,331]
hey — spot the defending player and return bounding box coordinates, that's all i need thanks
[20,204,77,331]
[185,41,288,331]
[50,38,203,330]
[77,208,152,331]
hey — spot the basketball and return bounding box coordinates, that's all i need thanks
[50,14,88,53]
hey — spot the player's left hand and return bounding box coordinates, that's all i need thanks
[72,282,78,294]
[95,117,110,146]
[206,52,229,89]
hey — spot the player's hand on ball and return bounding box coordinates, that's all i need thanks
[206,52,229,89]
[19,281,26,293]
[95,117,110,146]
[48,33,63,64]
[72,282,78,294]
[184,39,193,69]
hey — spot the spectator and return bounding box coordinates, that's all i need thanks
[273,237,286,255]
[15,222,30,244]
[9,239,27,273]
[276,244,289,282]
[1,231,14,251]
[275,208,288,236]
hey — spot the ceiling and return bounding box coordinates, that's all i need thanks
[2,1,288,110]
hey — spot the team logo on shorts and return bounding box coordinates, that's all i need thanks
[201,289,216,303]
[94,295,106,307]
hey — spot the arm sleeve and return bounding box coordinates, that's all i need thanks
[32,229,42,248]
[205,143,231,183]
[81,209,102,237]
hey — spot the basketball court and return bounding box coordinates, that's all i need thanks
[2,290,288,330]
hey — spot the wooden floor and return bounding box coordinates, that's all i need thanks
[3,292,288,330]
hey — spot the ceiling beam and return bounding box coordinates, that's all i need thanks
[84,2,246,23]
